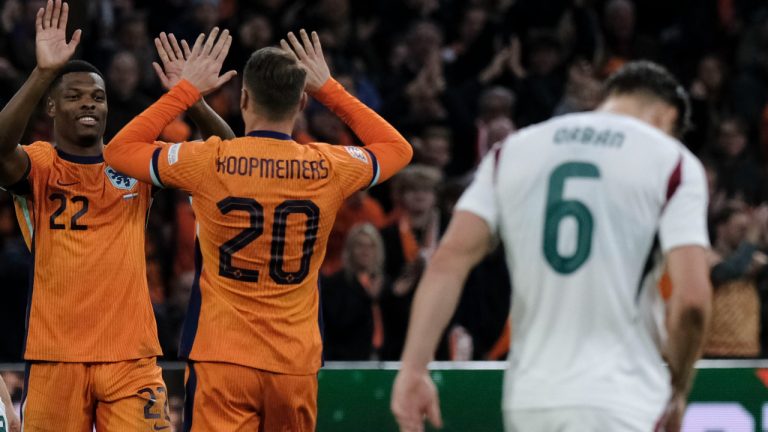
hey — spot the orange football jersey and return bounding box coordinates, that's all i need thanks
[105,79,412,374]
[8,142,161,362]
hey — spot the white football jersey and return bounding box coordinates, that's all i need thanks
[456,111,709,420]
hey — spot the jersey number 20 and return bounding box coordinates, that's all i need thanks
[217,197,320,285]
[543,162,600,274]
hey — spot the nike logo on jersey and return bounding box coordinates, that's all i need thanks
[153,425,170,430]
[56,180,80,186]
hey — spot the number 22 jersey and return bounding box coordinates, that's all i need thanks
[8,143,161,362]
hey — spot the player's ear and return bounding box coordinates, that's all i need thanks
[299,92,308,111]
[46,96,56,118]
[240,87,249,111]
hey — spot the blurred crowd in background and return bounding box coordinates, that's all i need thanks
[2,0,768,369]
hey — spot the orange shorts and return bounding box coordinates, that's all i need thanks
[184,362,317,431]
[21,357,171,432]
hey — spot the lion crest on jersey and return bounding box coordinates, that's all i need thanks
[105,166,138,190]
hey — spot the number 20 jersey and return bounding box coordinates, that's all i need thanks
[456,112,709,419]
[149,132,381,375]
[10,141,161,362]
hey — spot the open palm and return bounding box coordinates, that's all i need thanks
[153,32,192,90]
[35,0,81,71]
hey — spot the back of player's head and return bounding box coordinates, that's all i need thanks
[50,60,105,94]
[243,47,307,121]
[603,61,691,136]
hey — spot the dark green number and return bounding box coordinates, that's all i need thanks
[543,162,600,274]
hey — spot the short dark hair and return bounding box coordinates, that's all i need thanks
[243,47,307,121]
[603,61,692,136]
[50,60,104,93]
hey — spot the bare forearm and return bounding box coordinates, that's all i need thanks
[187,99,235,140]
[0,377,12,412]
[665,304,709,394]
[400,250,473,369]
[0,67,56,155]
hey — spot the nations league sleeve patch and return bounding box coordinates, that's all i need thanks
[105,166,138,190]
[344,146,369,163]
[168,143,181,165]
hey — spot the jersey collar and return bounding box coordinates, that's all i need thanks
[56,148,104,164]
[246,130,292,141]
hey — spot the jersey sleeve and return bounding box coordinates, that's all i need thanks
[150,138,218,193]
[317,144,379,197]
[454,146,499,234]
[659,152,710,253]
[5,141,55,197]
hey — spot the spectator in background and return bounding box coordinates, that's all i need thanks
[514,32,567,127]
[154,271,194,361]
[114,12,156,92]
[104,51,151,140]
[689,54,728,154]
[707,205,768,358]
[553,60,602,116]
[413,125,452,173]
[379,165,445,360]
[322,224,390,360]
[322,191,387,276]
[473,86,515,164]
[710,116,765,204]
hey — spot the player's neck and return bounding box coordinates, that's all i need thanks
[598,98,665,132]
[54,135,105,157]
[243,117,294,138]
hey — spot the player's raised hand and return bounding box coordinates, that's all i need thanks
[179,27,237,96]
[153,32,192,90]
[280,29,330,93]
[35,0,81,72]
[391,367,443,432]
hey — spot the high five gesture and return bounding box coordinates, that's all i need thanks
[35,0,81,72]
[179,27,236,96]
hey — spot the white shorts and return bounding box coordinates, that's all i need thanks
[504,407,657,432]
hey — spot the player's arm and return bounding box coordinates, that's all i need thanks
[656,154,712,432]
[104,28,236,184]
[152,32,235,140]
[282,30,412,184]
[391,211,493,430]
[391,149,499,431]
[0,0,81,186]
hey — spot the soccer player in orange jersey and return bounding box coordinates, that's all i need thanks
[105,29,413,430]
[0,1,233,430]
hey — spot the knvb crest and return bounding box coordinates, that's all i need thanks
[105,166,138,190]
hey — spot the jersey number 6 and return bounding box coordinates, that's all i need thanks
[217,197,320,285]
[542,162,600,274]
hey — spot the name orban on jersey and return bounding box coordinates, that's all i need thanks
[554,127,625,148]
[216,156,330,180]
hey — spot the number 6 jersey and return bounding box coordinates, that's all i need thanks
[7,142,161,362]
[456,111,709,420]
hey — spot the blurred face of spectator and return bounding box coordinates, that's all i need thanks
[170,271,194,310]
[119,18,149,51]
[239,15,273,50]
[193,1,220,31]
[349,232,379,273]
[717,119,747,158]
[108,52,139,100]
[479,87,514,122]
[309,110,346,143]
[420,134,451,169]
[459,8,487,42]
[407,22,443,64]
[529,43,561,76]
[718,210,750,250]
[402,185,437,215]
[698,56,724,93]
[605,0,635,41]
